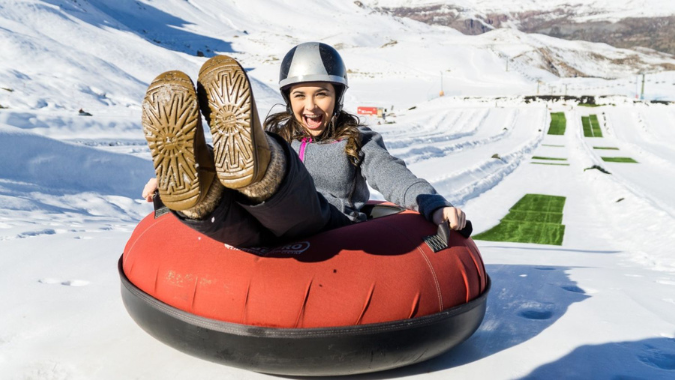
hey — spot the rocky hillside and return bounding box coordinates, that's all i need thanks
[367,1,675,56]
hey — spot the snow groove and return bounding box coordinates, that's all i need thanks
[591,112,675,219]
[385,109,489,149]
[379,109,461,140]
[432,112,545,206]
[397,109,517,164]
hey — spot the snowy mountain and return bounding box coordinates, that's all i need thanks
[364,0,675,56]
[2,0,675,123]
[363,0,675,19]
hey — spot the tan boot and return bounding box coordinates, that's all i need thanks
[237,135,286,203]
[141,71,216,211]
[197,55,271,189]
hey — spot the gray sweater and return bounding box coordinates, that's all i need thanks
[289,126,452,222]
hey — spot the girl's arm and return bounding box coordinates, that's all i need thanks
[359,127,465,228]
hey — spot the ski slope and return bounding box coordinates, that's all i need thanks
[2,100,674,379]
[1,1,675,379]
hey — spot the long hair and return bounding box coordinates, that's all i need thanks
[265,109,363,166]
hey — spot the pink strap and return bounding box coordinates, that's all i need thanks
[299,137,312,162]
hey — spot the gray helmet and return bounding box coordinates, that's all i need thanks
[279,42,348,115]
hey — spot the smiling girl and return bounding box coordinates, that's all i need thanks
[141,42,465,247]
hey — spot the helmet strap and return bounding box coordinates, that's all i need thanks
[334,85,345,117]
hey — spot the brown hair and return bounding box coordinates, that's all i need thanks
[264,109,363,166]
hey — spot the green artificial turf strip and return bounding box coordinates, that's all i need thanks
[601,157,638,163]
[473,221,565,246]
[531,162,570,166]
[581,116,593,137]
[532,156,567,161]
[542,144,565,147]
[593,146,619,150]
[548,112,566,135]
[502,210,563,224]
[579,103,601,107]
[589,115,603,137]
[473,194,567,246]
[511,194,566,213]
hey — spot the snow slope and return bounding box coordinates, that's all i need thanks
[2,0,674,118]
[1,1,675,379]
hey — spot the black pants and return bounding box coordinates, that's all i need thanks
[171,133,353,247]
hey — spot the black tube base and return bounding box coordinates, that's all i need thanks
[119,257,490,376]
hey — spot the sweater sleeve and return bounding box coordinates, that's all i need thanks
[359,127,453,221]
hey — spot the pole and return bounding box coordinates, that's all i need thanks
[440,71,444,93]
[641,73,646,100]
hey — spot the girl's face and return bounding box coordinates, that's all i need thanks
[289,82,336,137]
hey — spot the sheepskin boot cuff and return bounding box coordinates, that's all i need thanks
[237,135,286,203]
[177,179,225,220]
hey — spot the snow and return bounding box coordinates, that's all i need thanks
[1,1,675,379]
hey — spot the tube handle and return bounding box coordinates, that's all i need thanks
[424,220,473,253]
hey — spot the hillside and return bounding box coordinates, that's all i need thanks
[2,0,675,124]
[364,0,675,56]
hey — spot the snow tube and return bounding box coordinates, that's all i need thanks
[119,202,490,376]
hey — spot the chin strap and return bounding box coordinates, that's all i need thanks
[334,85,345,116]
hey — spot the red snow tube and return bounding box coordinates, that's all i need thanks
[119,202,489,376]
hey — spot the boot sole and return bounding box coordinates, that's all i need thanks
[142,71,202,211]
[198,56,257,188]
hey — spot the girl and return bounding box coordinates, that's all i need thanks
[141,42,465,247]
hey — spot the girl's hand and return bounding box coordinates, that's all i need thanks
[432,206,466,230]
[142,178,158,202]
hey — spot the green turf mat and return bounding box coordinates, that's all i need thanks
[548,112,566,135]
[531,162,570,166]
[473,194,567,246]
[532,156,567,161]
[582,116,593,137]
[601,157,638,163]
[593,146,619,150]
[582,115,604,137]
[542,144,565,147]
[579,103,601,107]
[511,194,566,213]
[502,210,563,224]
[589,115,603,137]
[473,220,565,246]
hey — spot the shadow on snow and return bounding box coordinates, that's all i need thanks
[41,0,235,57]
[353,264,590,379]
[0,127,152,200]
[519,337,675,379]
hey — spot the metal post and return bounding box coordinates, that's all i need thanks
[440,71,444,93]
[439,71,444,97]
[641,73,646,100]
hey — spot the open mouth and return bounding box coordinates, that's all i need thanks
[303,114,324,130]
